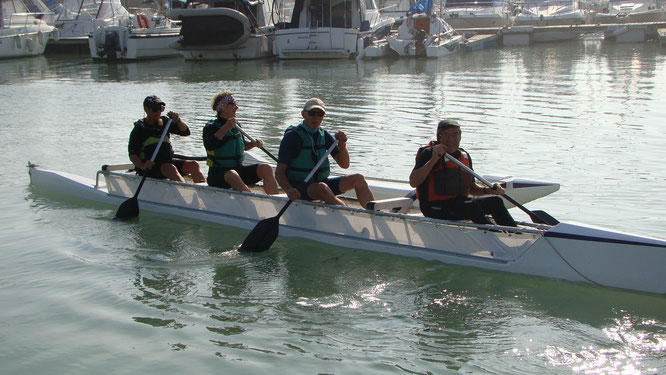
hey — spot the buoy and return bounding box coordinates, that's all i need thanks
[26,36,35,52]
[38,30,45,46]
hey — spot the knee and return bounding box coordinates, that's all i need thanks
[257,164,273,178]
[346,173,368,188]
[224,169,240,181]
[184,160,201,171]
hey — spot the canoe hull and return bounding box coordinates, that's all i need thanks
[28,164,666,294]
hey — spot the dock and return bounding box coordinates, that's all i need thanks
[456,21,666,46]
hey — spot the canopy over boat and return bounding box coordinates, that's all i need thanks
[27,161,666,295]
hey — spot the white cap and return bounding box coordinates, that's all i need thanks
[303,98,326,112]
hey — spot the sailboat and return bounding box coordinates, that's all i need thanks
[50,0,129,51]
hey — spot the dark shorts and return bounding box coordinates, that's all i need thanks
[136,159,185,179]
[290,176,343,201]
[207,165,260,189]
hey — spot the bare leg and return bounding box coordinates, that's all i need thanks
[339,173,374,208]
[160,163,185,182]
[307,182,345,206]
[224,170,251,192]
[182,160,206,183]
[256,164,279,195]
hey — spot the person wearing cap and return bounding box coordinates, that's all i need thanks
[409,119,517,226]
[128,95,205,183]
[275,98,375,208]
[202,90,279,194]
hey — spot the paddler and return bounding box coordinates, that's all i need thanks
[275,98,375,208]
[409,119,517,226]
[202,90,278,194]
[128,95,205,183]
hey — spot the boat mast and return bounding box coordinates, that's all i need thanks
[0,0,5,28]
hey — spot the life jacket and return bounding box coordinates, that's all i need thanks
[285,123,330,183]
[415,143,473,203]
[135,116,173,163]
[204,118,245,168]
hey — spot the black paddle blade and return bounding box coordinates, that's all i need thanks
[239,216,280,252]
[115,197,139,220]
[529,210,559,226]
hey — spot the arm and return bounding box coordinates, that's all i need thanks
[167,112,191,136]
[409,145,441,188]
[276,163,300,200]
[331,131,349,169]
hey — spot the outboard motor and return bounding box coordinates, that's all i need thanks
[97,30,121,59]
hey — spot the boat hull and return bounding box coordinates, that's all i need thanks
[27,164,666,294]
[0,24,53,59]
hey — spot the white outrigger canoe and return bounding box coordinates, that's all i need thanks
[27,160,666,295]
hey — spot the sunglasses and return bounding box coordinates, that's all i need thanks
[149,104,165,112]
[308,109,325,117]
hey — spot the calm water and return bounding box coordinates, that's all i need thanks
[2,37,666,374]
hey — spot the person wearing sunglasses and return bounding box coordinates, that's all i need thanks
[275,98,375,208]
[128,95,205,183]
[409,119,516,226]
[203,90,279,194]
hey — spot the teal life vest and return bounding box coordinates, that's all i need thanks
[136,117,172,162]
[205,119,245,168]
[285,123,330,183]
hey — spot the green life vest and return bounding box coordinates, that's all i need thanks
[285,124,330,183]
[205,119,245,168]
[136,118,171,162]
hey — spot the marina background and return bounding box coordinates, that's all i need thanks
[2,37,666,373]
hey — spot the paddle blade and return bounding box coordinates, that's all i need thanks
[530,210,559,226]
[239,216,280,252]
[115,197,139,220]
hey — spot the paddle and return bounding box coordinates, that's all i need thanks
[235,124,278,163]
[443,153,559,226]
[239,140,339,252]
[115,119,172,220]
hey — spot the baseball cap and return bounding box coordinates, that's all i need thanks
[143,95,165,109]
[303,98,326,112]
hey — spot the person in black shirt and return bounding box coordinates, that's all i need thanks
[128,95,205,183]
[409,119,516,226]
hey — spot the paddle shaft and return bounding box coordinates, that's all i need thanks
[235,124,278,163]
[267,139,338,220]
[443,153,556,225]
[238,140,339,252]
[132,119,173,198]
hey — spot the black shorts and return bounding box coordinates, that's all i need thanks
[290,176,343,201]
[207,165,261,189]
[136,159,186,179]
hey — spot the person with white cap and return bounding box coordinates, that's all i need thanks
[128,95,205,183]
[409,119,516,226]
[275,98,375,208]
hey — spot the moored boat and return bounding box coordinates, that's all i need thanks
[27,160,666,295]
[386,12,464,58]
[272,0,394,59]
[167,0,277,61]
[1,0,55,58]
[88,12,181,60]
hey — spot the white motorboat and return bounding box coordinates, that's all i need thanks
[167,0,277,61]
[512,0,594,42]
[50,0,130,51]
[594,0,666,24]
[88,12,180,60]
[442,0,512,30]
[0,0,54,58]
[273,0,394,59]
[386,13,464,58]
[27,161,666,295]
